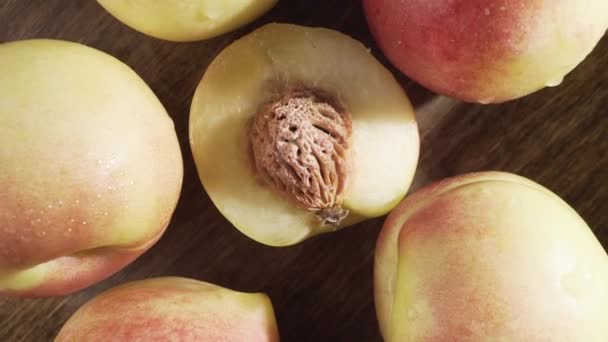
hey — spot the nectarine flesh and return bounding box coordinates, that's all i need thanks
[189,23,420,246]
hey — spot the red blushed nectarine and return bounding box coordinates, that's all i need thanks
[0,39,183,297]
[364,0,608,103]
[376,172,608,341]
[55,277,279,342]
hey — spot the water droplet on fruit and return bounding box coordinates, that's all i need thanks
[478,97,495,105]
[47,204,53,209]
[484,8,491,15]
[82,221,87,225]
[546,77,564,87]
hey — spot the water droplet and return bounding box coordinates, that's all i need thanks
[82,221,87,225]
[103,212,109,216]
[97,160,103,164]
[74,200,80,205]
[69,218,76,223]
[36,231,47,237]
[546,77,564,87]
[129,180,135,185]
[478,97,495,105]
[97,194,103,198]
[47,204,53,209]
[484,8,491,15]
[58,200,64,206]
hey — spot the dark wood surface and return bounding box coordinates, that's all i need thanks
[1,1,606,341]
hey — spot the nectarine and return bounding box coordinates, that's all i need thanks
[0,40,183,297]
[364,0,608,103]
[97,0,277,42]
[189,23,419,246]
[376,172,608,341]
[55,277,279,341]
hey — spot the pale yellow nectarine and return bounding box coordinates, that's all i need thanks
[0,40,183,297]
[376,172,608,341]
[189,23,419,246]
[97,0,277,42]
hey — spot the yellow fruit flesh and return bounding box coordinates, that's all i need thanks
[97,0,277,42]
[190,24,419,246]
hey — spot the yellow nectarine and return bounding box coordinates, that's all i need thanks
[0,40,183,297]
[376,172,608,341]
[189,23,419,246]
[97,0,277,42]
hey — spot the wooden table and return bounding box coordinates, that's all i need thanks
[1,1,606,341]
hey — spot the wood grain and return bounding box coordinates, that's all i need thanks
[1,1,606,341]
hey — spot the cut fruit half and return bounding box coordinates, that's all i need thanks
[190,23,419,246]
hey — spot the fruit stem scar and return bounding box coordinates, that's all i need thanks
[249,87,353,226]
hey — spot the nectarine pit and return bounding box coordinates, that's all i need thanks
[250,87,352,226]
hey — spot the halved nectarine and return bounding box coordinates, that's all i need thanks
[190,23,419,246]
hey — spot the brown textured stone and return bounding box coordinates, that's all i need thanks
[250,88,352,224]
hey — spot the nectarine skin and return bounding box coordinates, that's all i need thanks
[97,0,278,42]
[364,0,608,103]
[55,277,279,342]
[0,40,183,297]
[376,172,608,341]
